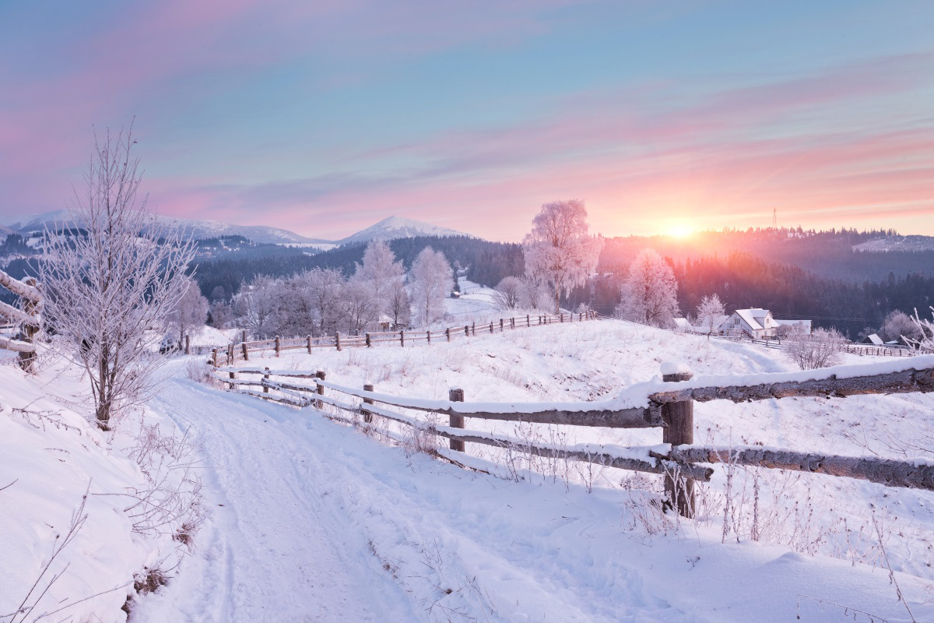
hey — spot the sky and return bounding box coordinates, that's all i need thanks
[1,1,933,242]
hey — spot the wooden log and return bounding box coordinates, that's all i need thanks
[362,383,374,423]
[315,370,326,409]
[669,446,934,492]
[0,268,41,302]
[649,365,934,405]
[662,368,695,518]
[449,388,465,452]
[0,335,36,353]
[0,299,38,327]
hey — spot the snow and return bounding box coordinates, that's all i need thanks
[660,360,693,376]
[335,215,473,246]
[6,319,934,622]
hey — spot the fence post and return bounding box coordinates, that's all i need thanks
[662,364,695,518]
[336,332,342,351]
[212,348,218,367]
[500,318,504,331]
[464,325,469,337]
[427,330,431,344]
[228,369,236,391]
[489,321,494,334]
[263,367,270,394]
[472,321,476,336]
[400,330,405,347]
[362,383,374,423]
[446,328,451,342]
[307,335,313,354]
[366,333,372,347]
[315,370,326,409]
[449,387,465,452]
[275,336,281,357]
[527,314,530,327]
[242,330,247,344]
[227,344,234,365]
[560,313,564,323]
[511,318,515,329]
[185,334,190,355]
[242,342,249,362]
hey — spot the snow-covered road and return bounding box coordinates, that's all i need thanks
[131,369,934,623]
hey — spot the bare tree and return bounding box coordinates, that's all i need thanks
[410,247,453,325]
[40,126,196,429]
[696,293,725,337]
[616,248,679,328]
[387,278,411,329]
[785,327,847,370]
[302,268,346,336]
[493,276,523,310]
[231,274,281,339]
[168,278,209,344]
[523,200,603,314]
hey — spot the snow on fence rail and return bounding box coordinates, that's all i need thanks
[0,268,42,367]
[214,355,934,517]
[210,310,598,366]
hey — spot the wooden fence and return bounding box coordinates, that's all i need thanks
[845,344,915,357]
[214,355,934,517]
[0,269,42,369]
[211,310,597,366]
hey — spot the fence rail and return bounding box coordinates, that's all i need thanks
[211,310,597,366]
[214,355,934,517]
[0,268,42,368]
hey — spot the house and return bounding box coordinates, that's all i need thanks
[721,308,780,340]
[673,318,693,332]
[862,333,884,346]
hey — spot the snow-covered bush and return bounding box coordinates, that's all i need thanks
[785,327,847,370]
[880,310,923,345]
[493,276,523,310]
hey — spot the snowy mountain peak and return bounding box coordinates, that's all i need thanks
[336,215,472,246]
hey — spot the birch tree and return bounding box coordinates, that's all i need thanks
[353,240,404,317]
[410,247,453,325]
[616,248,679,328]
[523,200,603,314]
[40,126,196,429]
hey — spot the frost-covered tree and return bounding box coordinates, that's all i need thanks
[907,307,934,352]
[880,310,923,344]
[169,278,209,343]
[343,278,380,334]
[518,279,552,311]
[410,247,453,325]
[493,276,523,310]
[40,126,196,429]
[353,240,405,316]
[785,327,847,370]
[695,293,725,337]
[231,275,281,338]
[303,268,346,336]
[523,200,604,314]
[387,278,412,329]
[616,249,679,328]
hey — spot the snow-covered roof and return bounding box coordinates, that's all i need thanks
[673,318,692,330]
[865,333,884,346]
[733,308,778,331]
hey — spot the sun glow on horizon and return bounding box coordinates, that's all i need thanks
[665,224,695,239]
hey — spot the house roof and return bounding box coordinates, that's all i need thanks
[734,308,779,331]
[865,333,884,345]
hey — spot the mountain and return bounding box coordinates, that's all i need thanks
[335,216,473,246]
[0,212,471,248]
[853,235,934,253]
[0,211,333,247]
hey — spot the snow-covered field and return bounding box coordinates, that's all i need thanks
[3,319,934,622]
